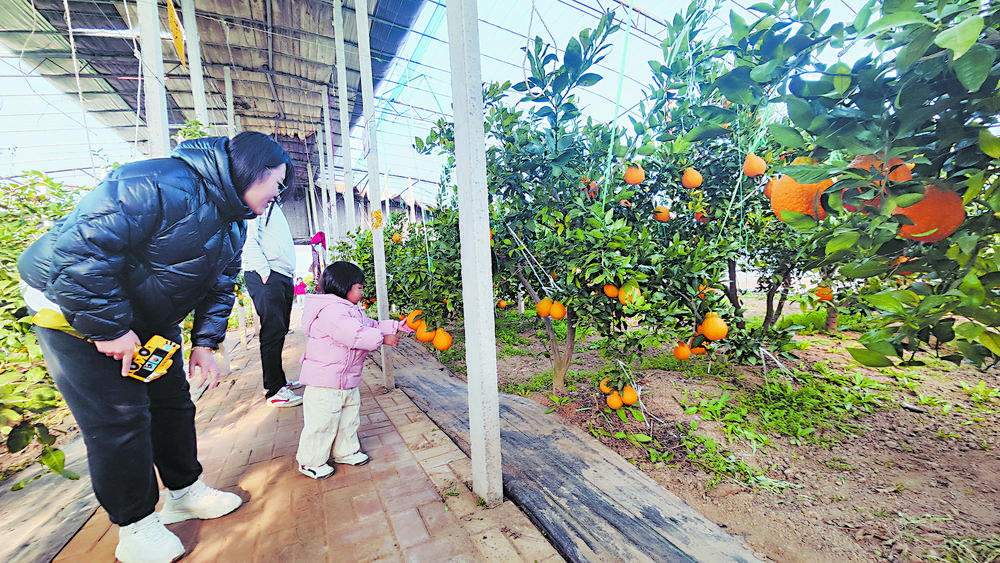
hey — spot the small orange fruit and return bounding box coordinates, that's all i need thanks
[398,314,405,320]
[815,286,833,302]
[690,347,707,355]
[549,301,567,320]
[497,300,507,308]
[536,297,553,317]
[770,174,834,222]
[893,183,965,243]
[624,165,645,185]
[392,232,402,243]
[701,313,729,341]
[622,385,638,405]
[603,284,619,298]
[415,322,436,342]
[607,390,624,410]
[695,211,707,223]
[432,328,453,351]
[673,342,691,360]
[682,168,703,189]
[618,284,641,306]
[653,205,670,222]
[599,377,613,394]
[405,310,424,330]
[743,153,767,177]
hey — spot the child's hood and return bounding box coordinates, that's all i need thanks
[301,293,354,332]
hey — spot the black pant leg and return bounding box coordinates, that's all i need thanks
[245,271,294,397]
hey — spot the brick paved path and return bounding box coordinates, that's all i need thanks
[52,318,562,563]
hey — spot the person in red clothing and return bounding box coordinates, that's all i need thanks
[294,261,413,479]
[293,277,307,308]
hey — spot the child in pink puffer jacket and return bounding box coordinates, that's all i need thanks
[295,261,413,479]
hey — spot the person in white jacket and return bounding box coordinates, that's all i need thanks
[295,261,413,479]
[242,199,302,407]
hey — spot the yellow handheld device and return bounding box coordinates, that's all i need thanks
[127,335,181,382]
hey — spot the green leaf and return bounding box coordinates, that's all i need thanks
[952,43,996,91]
[979,129,1000,158]
[822,230,859,255]
[935,15,984,59]
[637,142,655,156]
[861,292,906,314]
[785,97,815,131]
[7,421,34,453]
[861,12,933,38]
[633,433,652,443]
[578,72,602,87]
[711,67,763,105]
[829,62,852,95]
[896,27,936,72]
[864,340,898,357]
[39,446,66,473]
[682,125,732,142]
[767,124,806,149]
[777,210,818,231]
[977,330,1000,357]
[563,36,583,71]
[848,348,894,367]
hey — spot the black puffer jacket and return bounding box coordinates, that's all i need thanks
[18,137,254,348]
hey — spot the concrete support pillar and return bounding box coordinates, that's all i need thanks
[333,0,357,233]
[138,0,169,156]
[354,0,393,390]
[224,66,235,137]
[446,0,503,507]
[323,85,340,242]
[180,0,208,128]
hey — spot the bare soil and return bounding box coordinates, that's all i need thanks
[447,298,1000,563]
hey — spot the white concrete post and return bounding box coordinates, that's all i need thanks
[138,0,169,156]
[322,85,340,241]
[306,158,317,236]
[446,0,503,507]
[333,0,357,233]
[180,0,208,128]
[224,66,235,137]
[354,0,393,390]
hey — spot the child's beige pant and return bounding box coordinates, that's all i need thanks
[295,386,361,467]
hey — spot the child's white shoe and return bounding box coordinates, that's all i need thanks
[299,463,335,479]
[335,451,370,466]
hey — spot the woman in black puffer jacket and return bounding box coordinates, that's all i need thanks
[17,131,293,563]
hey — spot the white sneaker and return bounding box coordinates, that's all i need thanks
[115,512,184,563]
[298,463,335,479]
[285,380,302,390]
[334,451,370,466]
[159,479,243,525]
[267,386,303,407]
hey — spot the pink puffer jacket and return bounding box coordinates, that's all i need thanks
[299,294,402,389]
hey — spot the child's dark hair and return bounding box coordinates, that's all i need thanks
[320,261,365,298]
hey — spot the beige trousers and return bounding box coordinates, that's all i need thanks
[295,386,361,467]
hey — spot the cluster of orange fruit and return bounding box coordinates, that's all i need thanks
[601,283,641,306]
[403,310,453,351]
[766,153,965,243]
[535,297,566,319]
[673,313,728,360]
[599,377,639,410]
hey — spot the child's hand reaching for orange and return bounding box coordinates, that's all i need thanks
[383,334,400,347]
[398,322,415,334]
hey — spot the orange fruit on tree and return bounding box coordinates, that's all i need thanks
[415,322,436,342]
[743,153,767,177]
[653,205,670,222]
[603,284,619,298]
[432,328,453,351]
[673,342,691,360]
[682,168,703,189]
[892,183,965,243]
[549,301,567,320]
[695,211,707,223]
[497,300,507,308]
[763,177,776,199]
[405,310,424,330]
[770,174,834,222]
[624,165,645,185]
[690,347,707,355]
[622,385,638,406]
[618,283,641,306]
[599,377,613,394]
[701,313,729,341]
[392,232,402,243]
[815,286,833,302]
[536,297,553,317]
[607,390,624,410]
[849,153,912,184]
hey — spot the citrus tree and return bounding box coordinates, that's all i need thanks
[1,172,80,486]
[714,0,1000,367]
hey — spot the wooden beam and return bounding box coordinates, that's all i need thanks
[138,0,169,156]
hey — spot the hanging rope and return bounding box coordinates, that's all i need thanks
[120,0,145,158]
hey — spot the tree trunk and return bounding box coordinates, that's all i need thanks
[726,259,745,330]
[825,303,838,333]
[514,268,575,394]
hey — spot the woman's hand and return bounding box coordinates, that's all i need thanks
[189,347,221,389]
[383,334,400,347]
[95,331,142,376]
